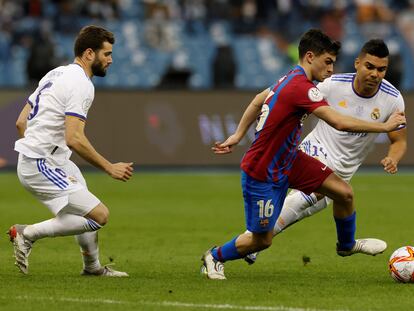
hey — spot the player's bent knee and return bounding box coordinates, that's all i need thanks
[86,203,110,226]
[340,184,354,204]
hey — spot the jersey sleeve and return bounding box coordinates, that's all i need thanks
[65,81,93,120]
[296,83,329,113]
[27,77,45,106]
[394,93,405,112]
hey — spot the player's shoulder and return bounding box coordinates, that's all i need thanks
[329,73,355,84]
[378,79,401,98]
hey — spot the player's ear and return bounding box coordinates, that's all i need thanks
[83,48,95,62]
[305,51,314,65]
[354,58,360,70]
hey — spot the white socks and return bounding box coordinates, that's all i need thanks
[23,213,101,241]
[75,231,101,272]
[273,190,326,235]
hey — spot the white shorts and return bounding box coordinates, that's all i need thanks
[17,154,100,216]
[299,133,358,182]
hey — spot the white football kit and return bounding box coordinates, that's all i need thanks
[300,73,405,181]
[15,64,100,215]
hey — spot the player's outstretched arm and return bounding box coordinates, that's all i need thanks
[381,128,407,174]
[313,106,406,133]
[16,103,32,138]
[213,88,270,154]
[65,116,133,181]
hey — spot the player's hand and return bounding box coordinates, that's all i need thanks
[384,111,406,132]
[381,157,398,174]
[212,134,241,154]
[108,162,134,181]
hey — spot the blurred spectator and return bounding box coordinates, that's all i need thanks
[206,0,232,21]
[213,45,236,88]
[144,0,179,51]
[355,0,394,24]
[320,2,347,41]
[397,0,414,53]
[181,0,207,34]
[53,0,81,33]
[26,22,57,85]
[81,0,120,20]
[232,0,258,34]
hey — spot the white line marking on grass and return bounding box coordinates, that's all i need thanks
[0,295,350,311]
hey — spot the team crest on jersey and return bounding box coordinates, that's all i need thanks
[371,108,380,120]
[308,87,323,102]
[82,98,92,114]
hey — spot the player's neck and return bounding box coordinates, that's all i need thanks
[74,58,93,78]
[353,77,378,97]
[297,63,313,81]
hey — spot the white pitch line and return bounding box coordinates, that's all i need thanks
[0,295,351,311]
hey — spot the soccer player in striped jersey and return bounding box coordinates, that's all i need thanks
[244,39,407,265]
[200,29,406,280]
[10,26,133,276]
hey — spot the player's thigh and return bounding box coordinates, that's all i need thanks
[241,171,288,233]
[288,151,333,195]
[63,188,102,217]
[17,155,85,215]
[315,173,353,203]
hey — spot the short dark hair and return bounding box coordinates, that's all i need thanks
[74,25,115,57]
[298,29,341,59]
[359,39,389,58]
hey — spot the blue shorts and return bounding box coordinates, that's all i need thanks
[241,171,289,233]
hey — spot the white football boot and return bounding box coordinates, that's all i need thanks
[8,224,33,274]
[81,265,129,277]
[201,248,226,280]
[337,238,387,257]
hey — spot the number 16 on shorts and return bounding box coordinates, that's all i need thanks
[256,199,275,229]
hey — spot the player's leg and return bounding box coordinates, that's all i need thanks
[316,171,386,256]
[10,156,107,274]
[20,191,106,242]
[64,160,128,277]
[244,151,331,265]
[201,171,287,279]
[273,190,325,235]
[274,135,331,235]
[286,151,385,256]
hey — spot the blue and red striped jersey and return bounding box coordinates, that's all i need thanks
[241,65,328,183]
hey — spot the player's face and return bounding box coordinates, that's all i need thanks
[355,53,388,91]
[91,41,113,77]
[311,52,336,82]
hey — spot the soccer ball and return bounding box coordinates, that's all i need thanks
[388,246,414,283]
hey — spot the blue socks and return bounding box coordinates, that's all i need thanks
[335,212,356,251]
[211,237,241,262]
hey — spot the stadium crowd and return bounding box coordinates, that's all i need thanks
[0,0,413,89]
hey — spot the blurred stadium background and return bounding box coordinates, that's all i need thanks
[0,0,413,168]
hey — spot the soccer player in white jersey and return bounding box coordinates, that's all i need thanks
[10,25,133,276]
[245,39,407,264]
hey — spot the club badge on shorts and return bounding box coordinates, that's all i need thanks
[371,108,380,120]
[260,218,269,227]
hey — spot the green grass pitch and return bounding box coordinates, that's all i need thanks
[0,171,413,311]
